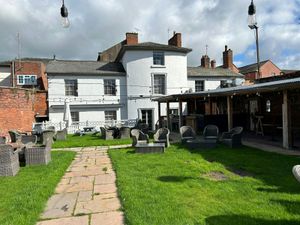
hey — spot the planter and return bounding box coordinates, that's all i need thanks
[25,146,51,165]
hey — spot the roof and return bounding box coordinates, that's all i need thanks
[20,57,54,64]
[238,60,270,74]
[187,67,244,78]
[46,60,126,75]
[154,77,300,102]
[0,61,10,66]
[115,42,192,61]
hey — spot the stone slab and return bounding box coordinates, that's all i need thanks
[91,212,124,225]
[75,197,121,215]
[37,215,89,225]
[94,184,117,194]
[94,174,116,185]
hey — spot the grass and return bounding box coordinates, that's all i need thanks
[109,144,300,225]
[0,151,76,225]
[52,134,132,148]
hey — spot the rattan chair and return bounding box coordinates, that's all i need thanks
[55,128,67,141]
[203,125,219,140]
[180,126,196,144]
[41,130,55,145]
[119,127,131,139]
[8,130,37,144]
[0,144,20,176]
[220,127,243,148]
[100,127,114,140]
[25,137,52,165]
[154,128,170,147]
[131,129,149,146]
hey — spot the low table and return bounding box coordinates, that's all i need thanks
[135,143,165,154]
[186,138,217,149]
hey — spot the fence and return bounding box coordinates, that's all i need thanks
[33,119,138,134]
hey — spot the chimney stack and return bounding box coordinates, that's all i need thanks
[211,59,216,69]
[126,32,138,45]
[201,55,210,68]
[223,45,233,70]
[168,32,182,48]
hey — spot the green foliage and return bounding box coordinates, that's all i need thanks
[0,151,75,225]
[109,144,300,225]
[52,134,132,148]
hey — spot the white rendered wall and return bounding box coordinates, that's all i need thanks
[0,67,11,86]
[187,77,221,92]
[122,50,188,129]
[47,74,127,123]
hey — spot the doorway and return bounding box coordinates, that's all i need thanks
[140,109,153,130]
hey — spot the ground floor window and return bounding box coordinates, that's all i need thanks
[71,112,79,123]
[105,111,117,121]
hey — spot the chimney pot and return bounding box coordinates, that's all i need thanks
[168,32,182,48]
[211,60,216,69]
[223,45,233,70]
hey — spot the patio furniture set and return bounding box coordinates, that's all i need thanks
[0,128,57,177]
[180,125,243,149]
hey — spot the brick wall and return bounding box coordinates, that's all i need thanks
[0,87,36,135]
[34,91,48,116]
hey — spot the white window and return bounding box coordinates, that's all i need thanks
[65,80,78,96]
[153,51,165,65]
[71,112,79,122]
[195,80,205,92]
[17,75,37,85]
[105,111,117,121]
[153,74,166,95]
[104,79,116,96]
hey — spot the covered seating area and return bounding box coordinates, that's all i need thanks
[154,77,300,150]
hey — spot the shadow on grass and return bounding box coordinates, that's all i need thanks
[183,144,300,194]
[270,199,300,215]
[205,215,300,225]
[157,175,194,183]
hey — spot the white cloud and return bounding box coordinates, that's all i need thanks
[0,0,299,69]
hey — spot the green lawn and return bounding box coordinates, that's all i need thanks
[52,134,132,148]
[109,144,300,225]
[0,151,76,225]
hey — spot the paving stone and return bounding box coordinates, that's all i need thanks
[91,211,124,225]
[93,192,118,200]
[94,174,116,185]
[70,176,94,184]
[75,197,121,214]
[41,192,78,219]
[78,190,93,202]
[55,182,93,193]
[37,215,89,225]
[94,184,117,194]
[63,169,104,177]
[57,178,71,185]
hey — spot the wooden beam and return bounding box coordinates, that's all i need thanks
[227,96,233,131]
[282,90,292,149]
[179,100,183,128]
[166,101,170,129]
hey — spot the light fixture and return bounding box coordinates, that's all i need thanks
[60,0,70,28]
[247,0,260,79]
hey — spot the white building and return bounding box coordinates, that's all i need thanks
[47,33,244,130]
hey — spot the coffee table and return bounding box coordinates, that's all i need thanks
[135,143,165,153]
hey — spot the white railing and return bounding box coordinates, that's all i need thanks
[33,119,138,134]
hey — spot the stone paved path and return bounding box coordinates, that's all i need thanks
[37,147,124,225]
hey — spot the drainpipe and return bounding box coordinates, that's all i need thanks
[12,60,15,87]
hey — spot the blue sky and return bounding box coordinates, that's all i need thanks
[0,0,299,69]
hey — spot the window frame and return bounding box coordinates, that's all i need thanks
[152,74,166,95]
[104,79,116,96]
[71,111,79,123]
[64,79,78,97]
[153,51,165,66]
[195,80,205,92]
[105,111,117,121]
[17,75,37,85]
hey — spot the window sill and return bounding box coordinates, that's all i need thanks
[151,65,166,68]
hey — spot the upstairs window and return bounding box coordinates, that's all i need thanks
[65,79,78,96]
[105,111,117,121]
[195,80,205,92]
[17,75,37,85]
[104,79,116,96]
[153,74,166,95]
[153,51,165,65]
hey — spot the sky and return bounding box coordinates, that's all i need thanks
[0,0,300,69]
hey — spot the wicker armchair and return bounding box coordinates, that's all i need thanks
[56,128,67,141]
[180,126,196,144]
[220,127,243,148]
[119,127,131,139]
[100,127,114,140]
[131,129,149,146]
[8,130,37,144]
[154,128,170,147]
[41,130,55,145]
[0,144,20,176]
[203,125,219,140]
[25,137,52,165]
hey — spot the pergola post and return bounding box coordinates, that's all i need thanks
[227,96,233,131]
[179,100,183,128]
[166,101,170,129]
[158,101,161,128]
[282,90,292,149]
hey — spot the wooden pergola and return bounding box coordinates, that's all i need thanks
[154,77,300,150]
